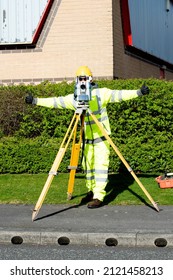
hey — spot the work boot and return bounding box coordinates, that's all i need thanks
[87,199,102,209]
[80,191,93,204]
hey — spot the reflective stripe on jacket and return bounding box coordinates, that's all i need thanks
[35,87,142,140]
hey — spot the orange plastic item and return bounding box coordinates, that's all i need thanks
[155,175,173,189]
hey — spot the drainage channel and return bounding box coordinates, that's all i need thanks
[154,238,167,247]
[11,236,23,245]
[10,235,169,247]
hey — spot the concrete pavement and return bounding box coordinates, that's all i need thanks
[0,204,173,247]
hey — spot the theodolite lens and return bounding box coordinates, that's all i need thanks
[80,84,86,90]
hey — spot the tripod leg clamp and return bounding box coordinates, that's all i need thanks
[49,171,58,175]
[68,165,77,170]
[128,167,133,172]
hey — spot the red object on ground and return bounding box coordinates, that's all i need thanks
[155,175,173,189]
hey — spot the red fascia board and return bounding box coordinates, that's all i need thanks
[121,0,133,46]
[32,0,54,44]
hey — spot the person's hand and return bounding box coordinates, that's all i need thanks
[25,95,33,104]
[141,83,149,95]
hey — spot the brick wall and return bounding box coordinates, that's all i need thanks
[0,0,172,85]
[0,0,113,85]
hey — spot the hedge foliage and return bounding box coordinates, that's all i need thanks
[0,78,173,174]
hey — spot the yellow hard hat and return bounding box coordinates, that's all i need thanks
[75,66,92,77]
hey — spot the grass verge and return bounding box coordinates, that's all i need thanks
[0,172,172,206]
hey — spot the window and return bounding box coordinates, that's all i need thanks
[0,0,53,46]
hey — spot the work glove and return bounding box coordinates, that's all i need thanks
[140,83,149,95]
[25,94,34,104]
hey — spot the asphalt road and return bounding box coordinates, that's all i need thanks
[0,244,173,260]
[1,204,173,248]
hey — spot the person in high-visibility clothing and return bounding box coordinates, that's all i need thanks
[25,66,149,208]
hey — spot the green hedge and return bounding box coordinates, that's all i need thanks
[0,78,173,173]
[0,137,71,174]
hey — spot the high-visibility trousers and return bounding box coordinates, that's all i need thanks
[83,140,110,201]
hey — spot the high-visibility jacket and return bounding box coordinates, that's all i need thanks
[35,87,142,201]
[35,87,142,140]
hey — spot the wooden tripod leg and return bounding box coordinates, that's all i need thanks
[32,113,81,221]
[32,147,66,221]
[67,142,80,200]
[89,110,159,212]
[67,114,85,200]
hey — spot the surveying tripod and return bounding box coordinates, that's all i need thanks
[32,105,159,221]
